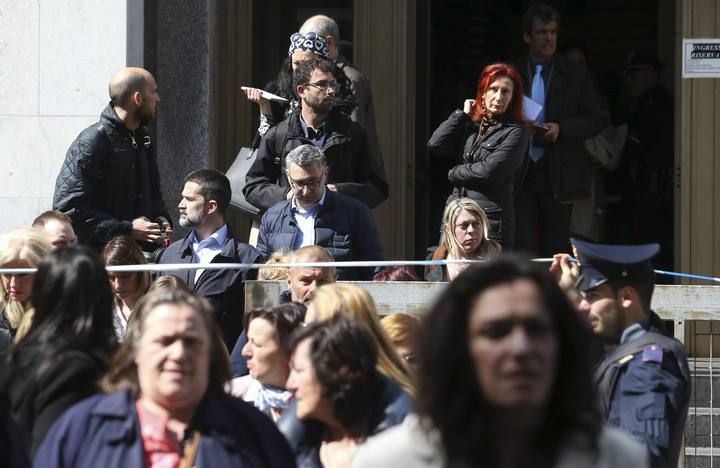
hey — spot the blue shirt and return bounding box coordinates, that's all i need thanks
[190,224,229,282]
[291,191,326,249]
[299,115,327,148]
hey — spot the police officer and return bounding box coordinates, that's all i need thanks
[572,238,690,468]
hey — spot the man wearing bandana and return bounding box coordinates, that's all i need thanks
[244,57,388,212]
[556,239,690,468]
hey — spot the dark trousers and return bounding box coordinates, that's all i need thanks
[514,164,572,258]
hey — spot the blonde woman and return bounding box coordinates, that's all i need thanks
[305,283,415,396]
[0,228,52,344]
[426,197,501,282]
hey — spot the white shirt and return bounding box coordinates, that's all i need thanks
[292,191,326,249]
[190,224,229,282]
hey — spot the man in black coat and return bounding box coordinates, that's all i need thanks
[156,170,260,349]
[513,4,604,257]
[244,57,388,212]
[53,67,171,251]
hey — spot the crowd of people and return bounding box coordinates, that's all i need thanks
[0,3,687,468]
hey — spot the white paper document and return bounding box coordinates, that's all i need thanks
[522,96,543,121]
[241,86,289,103]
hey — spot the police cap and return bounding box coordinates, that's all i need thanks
[571,238,659,292]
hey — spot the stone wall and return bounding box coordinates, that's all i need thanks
[0,0,126,232]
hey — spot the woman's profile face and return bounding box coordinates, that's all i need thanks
[467,280,558,410]
[135,303,210,412]
[1,261,34,303]
[286,338,332,422]
[482,76,514,116]
[453,209,482,255]
[242,318,289,388]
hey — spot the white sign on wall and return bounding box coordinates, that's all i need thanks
[683,38,720,78]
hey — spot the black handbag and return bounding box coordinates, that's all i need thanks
[226,147,262,218]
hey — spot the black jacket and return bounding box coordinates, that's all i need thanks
[156,226,260,349]
[0,349,108,457]
[257,190,384,280]
[428,110,530,247]
[52,103,170,248]
[244,108,388,212]
[514,55,605,201]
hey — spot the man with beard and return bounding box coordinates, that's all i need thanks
[156,169,260,348]
[244,57,387,212]
[53,67,172,252]
[571,238,690,468]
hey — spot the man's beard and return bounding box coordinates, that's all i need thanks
[304,95,334,115]
[134,103,155,127]
[179,210,205,229]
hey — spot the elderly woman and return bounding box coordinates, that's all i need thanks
[0,228,52,345]
[287,314,400,468]
[231,303,306,421]
[34,289,295,467]
[0,246,116,455]
[102,236,151,340]
[428,63,530,249]
[426,197,501,281]
[352,257,650,468]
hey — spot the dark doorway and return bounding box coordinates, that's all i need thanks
[415,0,670,266]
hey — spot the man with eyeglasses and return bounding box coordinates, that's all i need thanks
[244,57,388,213]
[256,144,383,281]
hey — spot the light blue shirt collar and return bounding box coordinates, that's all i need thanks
[190,224,228,251]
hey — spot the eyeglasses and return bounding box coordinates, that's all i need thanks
[288,174,325,191]
[305,80,339,92]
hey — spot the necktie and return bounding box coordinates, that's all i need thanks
[529,64,545,162]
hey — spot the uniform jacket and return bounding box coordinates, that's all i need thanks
[594,314,690,468]
[277,375,412,468]
[53,103,170,248]
[33,390,296,468]
[428,109,530,247]
[244,108,388,212]
[514,55,605,201]
[256,190,384,280]
[0,349,108,457]
[156,226,260,349]
[351,417,649,468]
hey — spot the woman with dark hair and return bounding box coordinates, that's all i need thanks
[34,288,295,467]
[428,62,530,249]
[230,303,306,421]
[102,235,150,340]
[352,257,649,468]
[0,246,117,456]
[285,314,406,468]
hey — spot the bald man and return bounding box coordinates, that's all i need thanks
[53,67,171,251]
[299,14,387,184]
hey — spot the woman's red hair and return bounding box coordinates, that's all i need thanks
[471,63,528,125]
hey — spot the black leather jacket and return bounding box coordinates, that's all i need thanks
[244,108,388,212]
[52,103,170,248]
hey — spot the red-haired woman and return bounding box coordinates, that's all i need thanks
[428,63,530,249]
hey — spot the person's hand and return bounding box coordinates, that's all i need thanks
[131,217,162,244]
[241,87,272,115]
[326,184,337,192]
[155,217,173,246]
[543,122,560,143]
[549,253,581,306]
[463,99,476,116]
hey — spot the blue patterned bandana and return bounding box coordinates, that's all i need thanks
[288,32,330,59]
